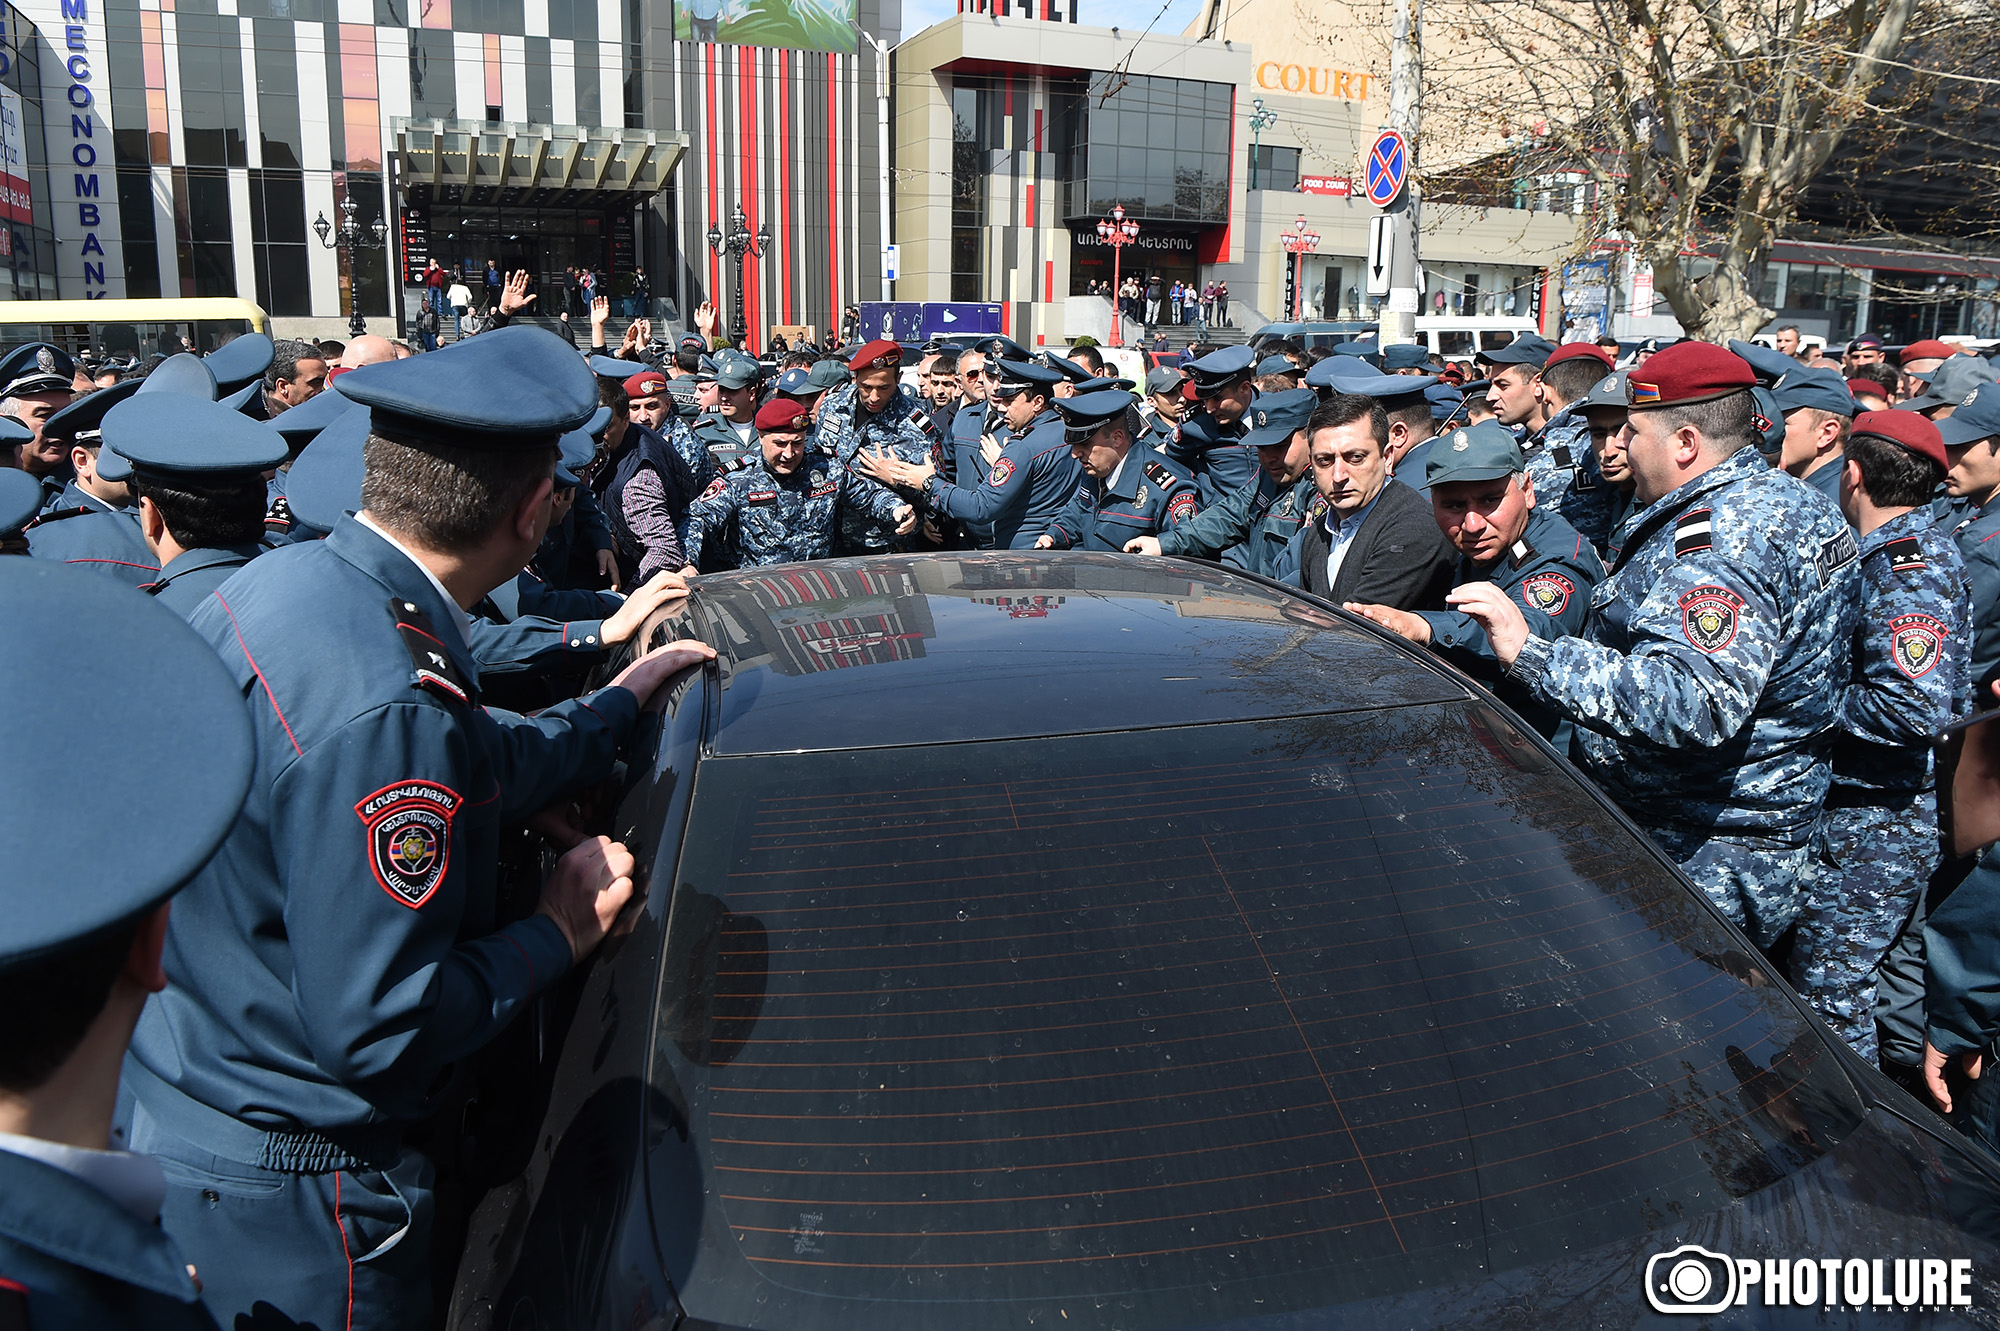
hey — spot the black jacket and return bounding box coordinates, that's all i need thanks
[1282,476,1455,610]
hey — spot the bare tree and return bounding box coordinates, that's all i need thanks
[1415,0,1920,341]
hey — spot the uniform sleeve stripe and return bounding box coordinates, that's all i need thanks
[214,591,303,757]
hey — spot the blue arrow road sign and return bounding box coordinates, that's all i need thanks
[1365,130,1409,208]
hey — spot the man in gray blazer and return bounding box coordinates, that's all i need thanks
[1275,392,1455,609]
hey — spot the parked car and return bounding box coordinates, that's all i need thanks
[447,553,2000,1330]
[1249,320,1381,351]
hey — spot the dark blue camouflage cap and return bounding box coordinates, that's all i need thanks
[1475,333,1556,368]
[204,332,275,394]
[1769,367,1856,417]
[1426,420,1525,487]
[334,325,598,449]
[137,353,218,401]
[1240,387,1318,449]
[0,342,74,398]
[0,467,41,536]
[0,557,253,965]
[100,394,289,483]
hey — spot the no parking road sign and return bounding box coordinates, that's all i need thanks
[1364,129,1410,208]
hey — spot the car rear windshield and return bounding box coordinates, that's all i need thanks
[648,703,1866,1328]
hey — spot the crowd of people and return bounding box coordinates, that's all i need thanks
[10,282,2000,1325]
[1082,275,1231,329]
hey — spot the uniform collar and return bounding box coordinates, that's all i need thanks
[1858,506,1930,558]
[60,479,120,514]
[1607,445,1770,572]
[0,1132,164,1221]
[1101,447,1139,499]
[153,542,262,588]
[0,1148,201,1300]
[354,512,473,650]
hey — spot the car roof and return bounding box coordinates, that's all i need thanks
[673,552,1472,756]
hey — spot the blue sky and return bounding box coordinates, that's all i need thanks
[898,0,1206,45]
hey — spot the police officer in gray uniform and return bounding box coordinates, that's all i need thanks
[1130,387,1320,576]
[682,396,914,569]
[121,327,717,1331]
[1783,411,1968,1066]
[1346,420,1606,738]
[0,560,252,1329]
[1452,342,1861,949]
[1034,390,1198,552]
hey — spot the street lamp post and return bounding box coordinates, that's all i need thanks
[1248,98,1279,190]
[705,203,770,349]
[1095,205,1140,347]
[1279,216,1321,321]
[312,193,390,340]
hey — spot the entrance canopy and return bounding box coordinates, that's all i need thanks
[391,118,687,211]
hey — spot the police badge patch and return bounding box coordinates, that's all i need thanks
[1519,571,1575,616]
[699,476,729,501]
[1678,585,1745,653]
[355,780,460,908]
[1168,492,1197,522]
[989,456,1017,487]
[1889,612,1946,679]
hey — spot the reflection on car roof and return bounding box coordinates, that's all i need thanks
[679,553,1472,756]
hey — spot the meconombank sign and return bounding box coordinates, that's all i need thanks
[32,0,122,297]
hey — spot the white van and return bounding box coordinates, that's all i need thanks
[1413,316,1542,363]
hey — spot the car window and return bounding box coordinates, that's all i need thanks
[647,703,1866,1328]
[1437,330,1474,357]
[1484,330,1517,352]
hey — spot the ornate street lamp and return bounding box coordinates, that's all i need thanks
[1248,98,1279,190]
[1279,215,1321,321]
[1095,204,1141,347]
[311,193,389,339]
[705,203,770,347]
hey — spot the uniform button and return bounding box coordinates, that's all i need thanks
[568,638,581,647]
[585,635,596,645]
[203,1189,220,1205]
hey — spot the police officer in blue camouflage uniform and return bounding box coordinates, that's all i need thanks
[1938,383,2000,682]
[811,340,936,555]
[682,396,915,570]
[25,380,158,588]
[689,350,763,471]
[1521,343,1621,552]
[120,326,718,1331]
[98,394,286,616]
[0,560,252,1330]
[1164,345,1261,505]
[861,357,1080,549]
[1129,387,1320,576]
[1034,389,1198,552]
[1346,420,1604,737]
[1452,342,1862,948]
[1779,412,1969,1065]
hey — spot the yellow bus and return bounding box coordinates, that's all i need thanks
[0,298,268,363]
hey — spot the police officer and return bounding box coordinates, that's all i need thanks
[1451,342,1861,948]
[812,340,937,555]
[0,559,254,1329]
[1578,371,1639,551]
[1771,368,1858,509]
[1940,383,2000,683]
[0,461,39,553]
[1780,412,1968,1067]
[1034,390,1198,552]
[98,394,287,615]
[860,358,1079,549]
[1138,365,1186,450]
[1522,342,1621,552]
[1165,345,1260,505]
[1346,420,1606,738]
[1128,386,1319,577]
[260,376,357,545]
[121,326,717,1331]
[0,343,77,506]
[681,397,914,569]
[690,349,763,470]
[24,381,158,588]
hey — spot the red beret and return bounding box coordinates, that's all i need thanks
[754,398,812,434]
[1846,378,1888,399]
[849,339,902,371]
[1626,342,1756,408]
[1898,339,1959,366]
[1851,409,1946,469]
[1545,342,1615,371]
[623,370,669,398]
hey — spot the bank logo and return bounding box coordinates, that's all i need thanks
[1644,1246,1974,1312]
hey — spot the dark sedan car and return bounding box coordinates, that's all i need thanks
[448,553,2000,1329]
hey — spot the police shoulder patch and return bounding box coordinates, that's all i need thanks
[989,456,1018,487]
[1890,612,1946,679]
[1678,585,1745,653]
[1168,491,1198,523]
[1884,535,1926,574]
[1550,445,1574,469]
[1814,527,1860,589]
[1519,570,1575,616]
[1673,507,1713,557]
[391,599,475,704]
[355,779,460,909]
[699,476,729,500]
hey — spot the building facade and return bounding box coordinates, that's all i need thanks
[9,0,893,345]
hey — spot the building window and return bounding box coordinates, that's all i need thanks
[1055,72,1232,224]
[1246,145,1298,192]
[949,83,986,302]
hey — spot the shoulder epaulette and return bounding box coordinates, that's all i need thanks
[1673,507,1713,557]
[1508,536,1538,569]
[1884,535,1927,573]
[390,598,476,705]
[1142,460,1176,490]
[24,505,87,530]
[265,494,293,532]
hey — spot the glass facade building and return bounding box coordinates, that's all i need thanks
[0,0,57,300]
